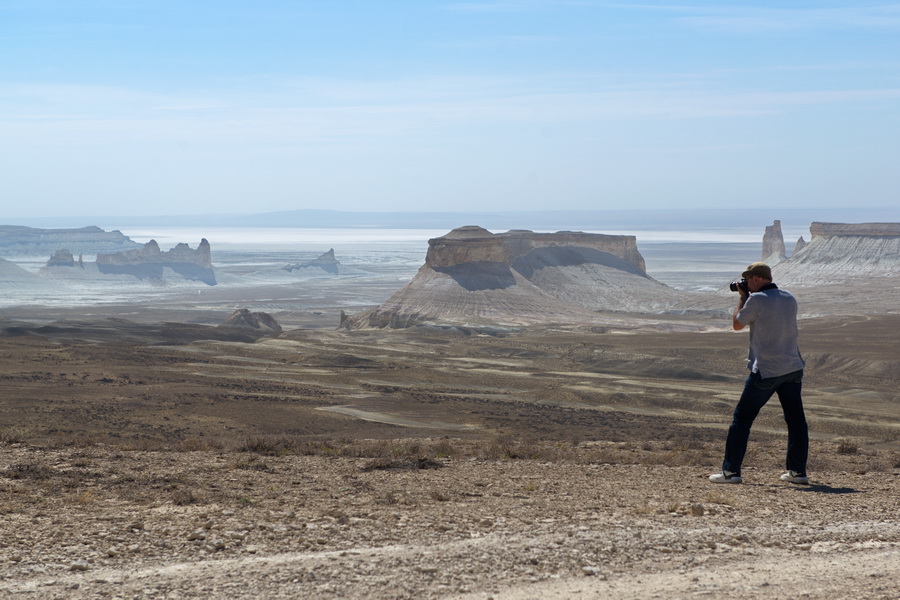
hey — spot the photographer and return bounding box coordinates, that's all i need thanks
[709,262,809,485]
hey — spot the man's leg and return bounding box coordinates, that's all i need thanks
[723,372,777,475]
[776,370,808,474]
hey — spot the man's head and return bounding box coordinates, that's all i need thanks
[741,262,772,292]
[742,262,772,281]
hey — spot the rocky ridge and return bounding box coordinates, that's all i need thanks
[773,221,900,284]
[0,225,140,257]
[283,249,340,275]
[94,239,216,285]
[219,308,283,333]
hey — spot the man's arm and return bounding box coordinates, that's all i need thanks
[733,293,748,331]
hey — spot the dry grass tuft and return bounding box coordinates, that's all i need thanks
[0,430,25,445]
[237,435,302,455]
[703,490,737,506]
[361,456,444,471]
[836,438,860,455]
[74,489,98,505]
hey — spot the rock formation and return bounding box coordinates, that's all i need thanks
[343,226,676,329]
[46,249,84,268]
[773,222,900,284]
[794,236,807,254]
[218,309,282,334]
[0,225,141,257]
[96,239,215,285]
[762,220,787,264]
[283,249,340,275]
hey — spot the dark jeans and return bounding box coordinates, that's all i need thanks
[723,369,808,475]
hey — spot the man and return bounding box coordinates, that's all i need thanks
[710,262,809,485]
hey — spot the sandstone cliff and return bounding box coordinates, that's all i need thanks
[774,222,900,284]
[343,227,676,329]
[95,239,216,285]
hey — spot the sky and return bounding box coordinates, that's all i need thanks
[2,1,899,219]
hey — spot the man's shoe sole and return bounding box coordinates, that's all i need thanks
[780,474,809,484]
[709,474,742,484]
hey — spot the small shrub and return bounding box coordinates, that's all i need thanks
[229,455,273,472]
[432,438,457,458]
[864,458,889,473]
[481,435,556,460]
[238,435,298,455]
[377,491,399,505]
[5,463,55,480]
[430,490,451,502]
[172,488,201,506]
[175,437,217,452]
[836,439,859,455]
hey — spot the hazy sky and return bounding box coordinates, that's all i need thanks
[2,1,899,218]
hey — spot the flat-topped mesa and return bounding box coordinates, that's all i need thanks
[343,226,673,329]
[425,226,647,274]
[95,239,215,284]
[809,222,900,238]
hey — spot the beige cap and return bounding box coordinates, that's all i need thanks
[742,262,772,280]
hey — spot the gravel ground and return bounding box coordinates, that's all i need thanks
[2,442,897,600]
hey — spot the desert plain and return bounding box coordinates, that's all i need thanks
[1,230,899,600]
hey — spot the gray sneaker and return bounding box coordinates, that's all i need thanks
[709,472,742,484]
[780,471,809,484]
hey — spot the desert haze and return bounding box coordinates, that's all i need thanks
[0,219,898,600]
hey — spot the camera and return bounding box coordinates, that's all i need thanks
[729,278,748,293]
